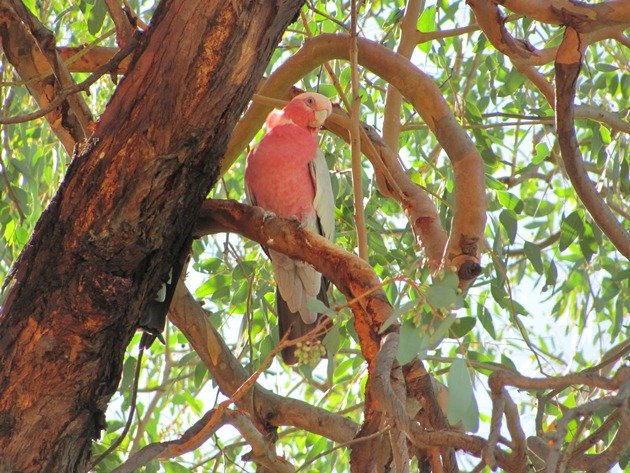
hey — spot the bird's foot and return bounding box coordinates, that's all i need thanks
[261,210,277,222]
[288,215,305,228]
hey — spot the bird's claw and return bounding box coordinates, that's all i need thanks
[262,210,277,222]
[289,215,305,228]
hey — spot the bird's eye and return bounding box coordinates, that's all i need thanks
[306,97,314,105]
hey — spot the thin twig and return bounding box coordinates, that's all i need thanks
[296,427,391,472]
[0,34,138,125]
[91,345,145,468]
[9,0,93,134]
[349,0,368,261]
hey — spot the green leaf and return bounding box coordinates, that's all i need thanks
[497,191,523,213]
[195,278,215,299]
[499,209,518,244]
[397,319,426,364]
[120,356,137,391]
[4,219,16,242]
[418,6,436,32]
[428,314,456,348]
[477,304,496,339]
[500,354,517,372]
[380,300,417,333]
[447,358,479,432]
[533,142,549,164]
[559,211,583,251]
[87,0,107,35]
[486,175,506,190]
[503,69,526,94]
[449,317,476,338]
[594,63,618,72]
[323,324,341,355]
[22,0,36,13]
[193,362,208,389]
[544,260,558,289]
[523,242,544,274]
[307,297,336,316]
[417,6,436,53]
[258,334,274,363]
[425,271,463,310]
[164,461,194,473]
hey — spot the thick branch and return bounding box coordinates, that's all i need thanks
[104,0,135,47]
[225,34,486,283]
[498,0,630,30]
[196,199,393,368]
[555,27,630,260]
[0,1,307,470]
[168,281,359,445]
[9,0,93,136]
[0,5,84,153]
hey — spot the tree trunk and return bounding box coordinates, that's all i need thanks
[0,1,304,471]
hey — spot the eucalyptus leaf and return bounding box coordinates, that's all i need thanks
[447,358,479,432]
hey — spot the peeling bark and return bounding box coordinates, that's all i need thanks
[0,1,305,471]
[0,5,86,153]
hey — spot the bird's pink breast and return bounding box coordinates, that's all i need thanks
[245,124,318,220]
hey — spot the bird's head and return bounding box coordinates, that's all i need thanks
[282,92,332,134]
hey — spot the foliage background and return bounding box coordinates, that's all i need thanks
[1,0,628,471]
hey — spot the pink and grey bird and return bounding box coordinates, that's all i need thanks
[244,92,335,364]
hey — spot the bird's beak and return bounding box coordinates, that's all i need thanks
[311,109,330,128]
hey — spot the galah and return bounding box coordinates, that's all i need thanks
[244,92,335,364]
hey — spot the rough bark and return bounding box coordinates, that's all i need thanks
[0,4,87,154]
[0,1,304,471]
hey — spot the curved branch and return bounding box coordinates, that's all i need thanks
[224,34,486,282]
[468,1,630,134]
[382,0,422,150]
[250,92,449,272]
[0,35,138,126]
[555,27,630,259]
[8,0,93,136]
[499,0,630,30]
[328,113,448,269]
[168,280,360,445]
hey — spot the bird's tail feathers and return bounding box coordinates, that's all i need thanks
[277,281,331,365]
